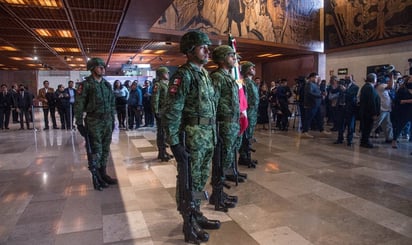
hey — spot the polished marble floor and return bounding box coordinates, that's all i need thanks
[0,116,412,245]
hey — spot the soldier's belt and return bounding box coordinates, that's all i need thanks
[185,117,216,125]
[87,112,112,120]
[217,116,238,123]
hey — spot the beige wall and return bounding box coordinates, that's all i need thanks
[326,40,412,83]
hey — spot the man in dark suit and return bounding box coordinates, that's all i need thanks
[359,73,380,148]
[0,84,13,129]
[64,80,76,130]
[16,84,33,130]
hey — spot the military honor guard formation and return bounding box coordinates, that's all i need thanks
[72,29,412,244]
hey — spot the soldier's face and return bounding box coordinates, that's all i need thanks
[249,66,256,77]
[192,45,210,65]
[223,53,236,69]
[161,72,169,80]
[93,65,105,77]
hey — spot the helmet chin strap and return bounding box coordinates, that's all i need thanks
[189,51,207,67]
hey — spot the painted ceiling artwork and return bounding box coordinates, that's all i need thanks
[325,0,412,49]
[152,0,323,52]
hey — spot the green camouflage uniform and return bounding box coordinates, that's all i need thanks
[239,77,259,160]
[164,62,217,197]
[211,68,240,170]
[151,78,169,156]
[74,75,115,168]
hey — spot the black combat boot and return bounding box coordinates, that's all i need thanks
[209,191,236,211]
[194,209,221,230]
[157,150,172,162]
[225,174,245,183]
[184,216,209,244]
[222,191,238,203]
[99,166,118,185]
[88,167,106,191]
[238,157,257,168]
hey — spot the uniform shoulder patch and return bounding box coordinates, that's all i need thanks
[169,77,182,95]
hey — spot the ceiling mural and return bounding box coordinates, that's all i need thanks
[325,0,412,49]
[152,0,323,51]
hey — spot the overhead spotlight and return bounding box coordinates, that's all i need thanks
[33,56,38,61]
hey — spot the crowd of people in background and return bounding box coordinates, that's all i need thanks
[252,67,412,153]
[0,66,411,156]
[0,78,157,131]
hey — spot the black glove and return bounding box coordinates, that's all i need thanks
[77,124,87,137]
[171,144,189,163]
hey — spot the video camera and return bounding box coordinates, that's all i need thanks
[376,65,395,84]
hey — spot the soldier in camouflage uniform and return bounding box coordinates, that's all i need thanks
[209,45,240,209]
[151,66,173,162]
[239,61,259,167]
[74,57,118,191]
[164,30,220,243]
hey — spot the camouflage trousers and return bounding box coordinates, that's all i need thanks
[175,124,215,207]
[218,122,240,170]
[85,116,113,168]
[239,110,257,160]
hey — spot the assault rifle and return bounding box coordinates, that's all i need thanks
[211,124,230,212]
[81,126,108,190]
[176,132,209,244]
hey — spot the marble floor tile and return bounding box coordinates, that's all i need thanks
[0,153,33,170]
[337,196,412,238]
[352,167,412,186]
[251,226,313,245]
[127,169,164,190]
[57,192,103,234]
[102,210,150,243]
[0,214,19,243]
[141,151,159,160]
[131,138,153,148]
[7,220,58,245]
[1,123,412,244]
[150,164,177,188]
[133,187,176,211]
[55,229,103,245]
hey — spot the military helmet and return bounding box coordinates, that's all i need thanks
[212,45,235,63]
[87,57,106,71]
[156,66,169,76]
[180,30,211,54]
[240,61,255,75]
